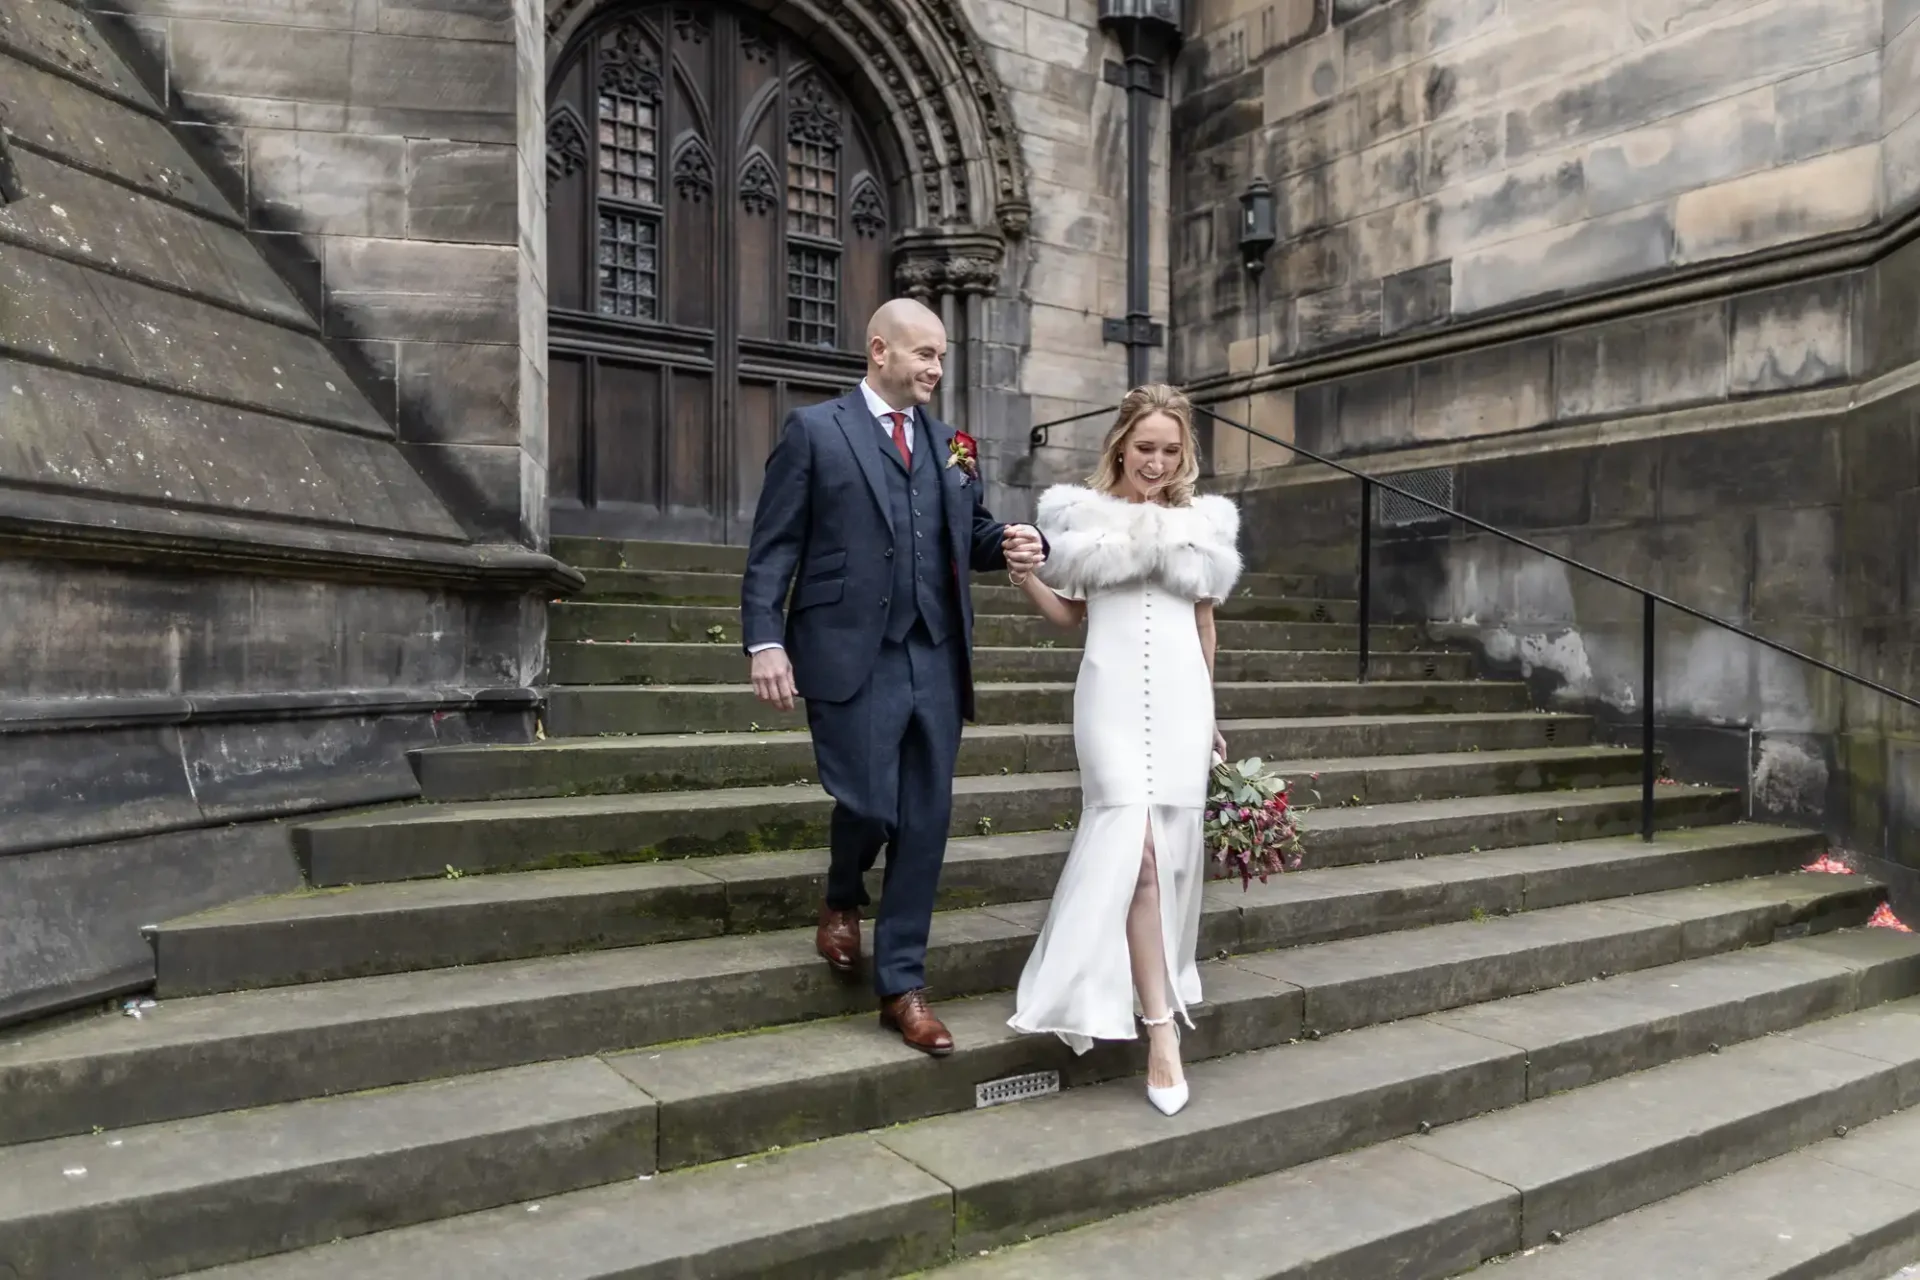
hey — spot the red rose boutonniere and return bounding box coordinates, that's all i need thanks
[946,430,979,483]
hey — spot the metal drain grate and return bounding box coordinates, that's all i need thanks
[1544,721,1559,744]
[1422,658,1438,679]
[1311,602,1330,622]
[975,1070,1061,1109]
[1377,466,1455,527]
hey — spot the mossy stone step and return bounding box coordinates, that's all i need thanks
[413,712,1594,801]
[160,937,1920,1280]
[5,851,1856,1155]
[158,804,1790,998]
[542,678,1531,735]
[571,566,1324,605]
[618,881,1887,1169]
[940,940,1920,1280]
[296,752,1689,887]
[0,1059,655,1280]
[551,537,747,574]
[547,602,1420,651]
[544,641,1470,686]
[1475,1102,1920,1279]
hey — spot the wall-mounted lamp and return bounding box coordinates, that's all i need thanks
[1239,175,1276,277]
[1235,175,1278,441]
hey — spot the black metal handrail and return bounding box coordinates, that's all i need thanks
[1025,399,1920,841]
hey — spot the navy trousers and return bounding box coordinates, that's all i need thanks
[806,621,963,997]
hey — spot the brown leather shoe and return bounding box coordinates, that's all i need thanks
[879,989,954,1056]
[816,904,861,974]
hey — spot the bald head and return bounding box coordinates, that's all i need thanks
[865,298,946,410]
[867,297,942,345]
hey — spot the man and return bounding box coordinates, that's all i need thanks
[740,298,1045,1055]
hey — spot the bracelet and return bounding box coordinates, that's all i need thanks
[1008,570,1030,585]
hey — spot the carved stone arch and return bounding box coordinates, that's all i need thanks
[546,0,1030,296]
[737,146,778,215]
[848,172,887,239]
[670,132,714,201]
[545,101,589,191]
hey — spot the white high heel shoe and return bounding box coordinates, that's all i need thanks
[1141,1014,1189,1116]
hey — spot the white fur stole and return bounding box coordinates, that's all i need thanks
[1033,485,1242,602]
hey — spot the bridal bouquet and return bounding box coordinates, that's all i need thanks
[1205,755,1304,889]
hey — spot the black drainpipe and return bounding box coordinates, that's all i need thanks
[1097,0,1183,388]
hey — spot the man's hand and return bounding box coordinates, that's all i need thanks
[1002,524,1044,573]
[750,647,797,712]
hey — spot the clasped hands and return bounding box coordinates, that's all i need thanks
[1003,523,1044,582]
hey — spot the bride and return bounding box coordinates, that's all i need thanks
[1005,383,1241,1116]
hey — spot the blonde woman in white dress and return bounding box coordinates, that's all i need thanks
[1006,384,1242,1116]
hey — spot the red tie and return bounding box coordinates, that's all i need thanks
[887,411,911,467]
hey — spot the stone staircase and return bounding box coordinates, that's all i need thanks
[5,536,1920,1278]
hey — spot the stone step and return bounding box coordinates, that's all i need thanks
[0,1059,655,1280]
[0,820,1792,1149]
[572,566,1327,606]
[604,872,1883,1171]
[544,640,1471,686]
[1063,589,1357,623]
[412,712,1596,802]
[933,977,1920,1280]
[21,879,1889,1278]
[154,814,1802,998]
[554,537,1353,595]
[162,933,1920,1280]
[548,602,1420,651]
[295,754,1704,887]
[551,536,748,574]
[543,677,1529,735]
[1476,1102,1920,1279]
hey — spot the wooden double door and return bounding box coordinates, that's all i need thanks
[545,2,895,543]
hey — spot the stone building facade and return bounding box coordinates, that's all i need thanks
[12,0,1920,1023]
[0,0,1156,1022]
[1175,0,1920,878]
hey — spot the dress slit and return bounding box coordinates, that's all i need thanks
[1129,806,1198,1031]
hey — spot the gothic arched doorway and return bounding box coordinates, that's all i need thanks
[545,3,896,543]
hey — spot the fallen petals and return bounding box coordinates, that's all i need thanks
[1802,854,1854,875]
[1868,903,1913,933]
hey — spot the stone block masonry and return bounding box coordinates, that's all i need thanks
[1175,0,1920,899]
[0,0,568,1026]
[1172,0,1891,403]
[1217,261,1920,874]
[93,0,550,547]
[961,0,1173,492]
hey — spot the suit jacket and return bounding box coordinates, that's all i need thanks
[741,390,1012,718]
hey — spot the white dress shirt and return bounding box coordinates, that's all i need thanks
[747,381,914,656]
[860,378,915,455]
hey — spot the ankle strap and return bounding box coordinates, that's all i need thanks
[1140,1013,1175,1026]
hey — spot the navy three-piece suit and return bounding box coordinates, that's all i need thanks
[740,389,1018,997]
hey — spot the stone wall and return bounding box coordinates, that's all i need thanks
[1173,0,1892,417]
[1218,247,1920,880]
[965,0,1172,493]
[0,0,565,1025]
[94,0,551,546]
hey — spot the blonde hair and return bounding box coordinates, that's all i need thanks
[1087,383,1201,507]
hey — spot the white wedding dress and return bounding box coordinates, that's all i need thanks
[1007,485,1242,1052]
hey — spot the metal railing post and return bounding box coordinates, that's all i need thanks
[1357,478,1373,684]
[1642,593,1657,842]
